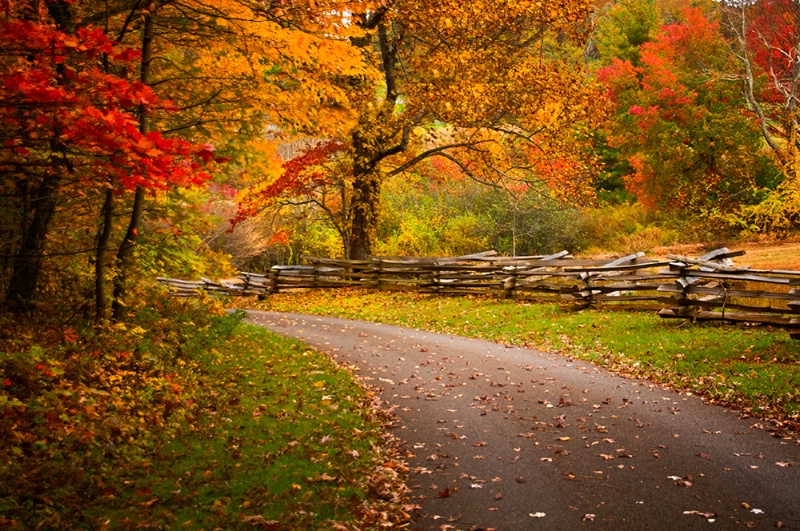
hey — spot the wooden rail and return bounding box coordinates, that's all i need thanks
[157,248,800,339]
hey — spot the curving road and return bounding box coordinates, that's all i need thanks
[242,310,800,530]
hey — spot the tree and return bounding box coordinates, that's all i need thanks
[0,3,215,314]
[238,0,607,259]
[598,6,778,214]
[1,0,373,316]
[719,0,800,173]
[594,0,661,66]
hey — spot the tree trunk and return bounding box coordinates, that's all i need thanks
[344,18,405,260]
[95,188,114,320]
[112,2,156,320]
[5,173,61,313]
[4,1,75,313]
[348,171,381,260]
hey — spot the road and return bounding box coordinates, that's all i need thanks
[242,310,800,530]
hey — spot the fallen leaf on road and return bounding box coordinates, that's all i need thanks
[583,514,596,522]
[529,512,546,518]
[683,510,715,518]
[668,475,693,487]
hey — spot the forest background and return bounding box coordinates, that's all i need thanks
[2,0,800,528]
[2,0,800,316]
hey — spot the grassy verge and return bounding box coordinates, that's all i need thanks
[248,289,800,430]
[0,295,408,529]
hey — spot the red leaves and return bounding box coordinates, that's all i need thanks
[0,18,215,193]
[598,6,772,212]
[234,140,346,224]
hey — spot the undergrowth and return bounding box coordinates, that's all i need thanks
[0,290,408,529]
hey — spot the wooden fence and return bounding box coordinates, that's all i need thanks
[157,248,800,340]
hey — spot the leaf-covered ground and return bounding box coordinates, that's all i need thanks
[247,289,800,431]
[0,296,409,529]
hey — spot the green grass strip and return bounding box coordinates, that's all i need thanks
[88,324,402,529]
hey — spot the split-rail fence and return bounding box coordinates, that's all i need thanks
[158,248,800,340]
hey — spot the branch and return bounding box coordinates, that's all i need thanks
[387,140,492,176]
[370,125,411,167]
[436,152,503,190]
[360,8,387,30]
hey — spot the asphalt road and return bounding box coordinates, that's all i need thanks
[241,310,800,530]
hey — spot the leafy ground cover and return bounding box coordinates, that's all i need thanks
[0,294,409,529]
[250,289,800,431]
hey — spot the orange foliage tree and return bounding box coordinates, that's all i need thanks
[238,0,607,259]
[0,0,373,316]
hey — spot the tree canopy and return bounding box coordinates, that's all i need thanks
[237,0,606,259]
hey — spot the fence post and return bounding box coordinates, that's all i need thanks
[372,259,382,290]
[502,268,517,299]
[268,267,279,294]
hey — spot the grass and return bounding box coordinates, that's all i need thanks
[248,289,800,429]
[0,295,408,530]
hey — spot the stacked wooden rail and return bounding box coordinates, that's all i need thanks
[157,248,800,339]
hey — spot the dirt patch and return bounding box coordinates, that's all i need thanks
[588,237,800,270]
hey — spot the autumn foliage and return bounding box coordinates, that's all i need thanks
[597,6,777,215]
[0,20,213,191]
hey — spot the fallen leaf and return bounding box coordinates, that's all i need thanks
[437,487,451,498]
[683,510,715,518]
[529,512,546,518]
[668,475,693,487]
[241,515,278,525]
[583,513,596,522]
